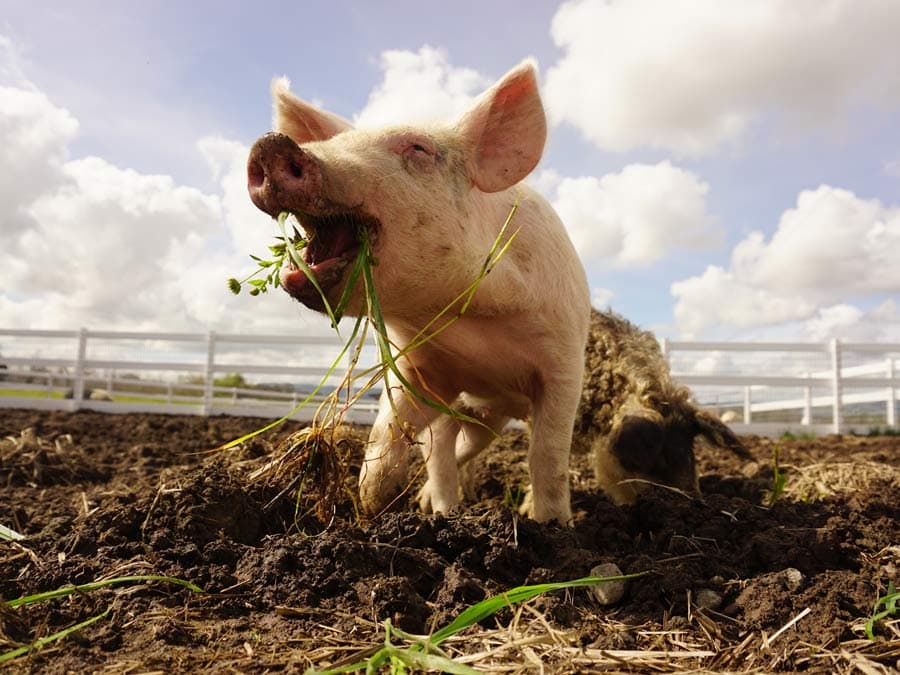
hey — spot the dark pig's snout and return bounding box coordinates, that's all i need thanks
[247,132,322,217]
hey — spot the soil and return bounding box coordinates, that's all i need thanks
[1,409,898,673]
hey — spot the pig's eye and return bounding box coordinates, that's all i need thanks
[400,139,439,173]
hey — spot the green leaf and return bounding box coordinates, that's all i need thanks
[385,647,480,674]
[865,582,899,639]
[7,574,204,608]
[0,607,111,663]
[227,278,242,295]
[0,523,25,541]
[768,447,787,506]
[430,573,647,645]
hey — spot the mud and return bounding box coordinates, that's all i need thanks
[1,409,898,672]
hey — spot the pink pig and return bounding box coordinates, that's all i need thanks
[247,61,590,524]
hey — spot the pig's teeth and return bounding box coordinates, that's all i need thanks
[298,223,317,240]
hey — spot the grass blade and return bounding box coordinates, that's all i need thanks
[385,646,480,674]
[430,572,648,645]
[278,212,341,331]
[215,313,366,450]
[305,571,648,675]
[0,607,111,664]
[865,582,898,639]
[6,575,204,608]
[0,523,25,541]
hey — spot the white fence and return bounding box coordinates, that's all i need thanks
[1,328,898,436]
[0,328,380,424]
[662,338,899,436]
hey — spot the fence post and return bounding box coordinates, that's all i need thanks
[202,331,216,415]
[802,372,812,426]
[106,369,113,395]
[46,373,54,398]
[888,357,896,428]
[72,328,88,409]
[167,382,174,404]
[660,337,669,360]
[830,338,842,435]
[743,386,752,425]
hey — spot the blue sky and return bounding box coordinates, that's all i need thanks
[1,0,899,343]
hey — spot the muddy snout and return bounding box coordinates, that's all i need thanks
[247,132,323,217]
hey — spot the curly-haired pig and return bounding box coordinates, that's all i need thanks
[247,61,591,524]
[574,309,749,504]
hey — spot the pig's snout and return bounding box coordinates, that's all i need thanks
[247,133,322,217]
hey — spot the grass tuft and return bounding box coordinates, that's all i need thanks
[305,571,648,674]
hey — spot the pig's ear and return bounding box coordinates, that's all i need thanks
[695,410,752,459]
[456,59,547,193]
[271,77,353,144]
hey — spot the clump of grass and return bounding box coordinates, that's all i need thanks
[250,425,365,525]
[767,446,787,506]
[223,202,521,521]
[305,571,648,675]
[503,482,526,512]
[865,582,898,640]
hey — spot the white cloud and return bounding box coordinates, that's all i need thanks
[672,186,900,339]
[14,155,221,327]
[590,286,613,309]
[0,84,77,219]
[0,47,327,337]
[544,0,900,155]
[734,187,900,293]
[544,161,718,268]
[671,266,814,339]
[354,46,490,127]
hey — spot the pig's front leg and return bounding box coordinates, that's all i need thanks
[419,410,509,513]
[417,413,462,514]
[360,373,443,515]
[526,376,582,525]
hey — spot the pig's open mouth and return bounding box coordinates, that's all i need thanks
[281,211,378,310]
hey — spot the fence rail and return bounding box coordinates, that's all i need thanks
[1,328,898,435]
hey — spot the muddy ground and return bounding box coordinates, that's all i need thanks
[1,409,898,673]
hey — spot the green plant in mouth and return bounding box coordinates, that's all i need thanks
[227,212,307,297]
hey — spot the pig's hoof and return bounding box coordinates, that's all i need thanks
[417,483,434,514]
[521,490,573,526]
[359,477,403,515]
[417,480,461,515]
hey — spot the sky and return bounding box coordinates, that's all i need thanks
[1,0,899,345]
